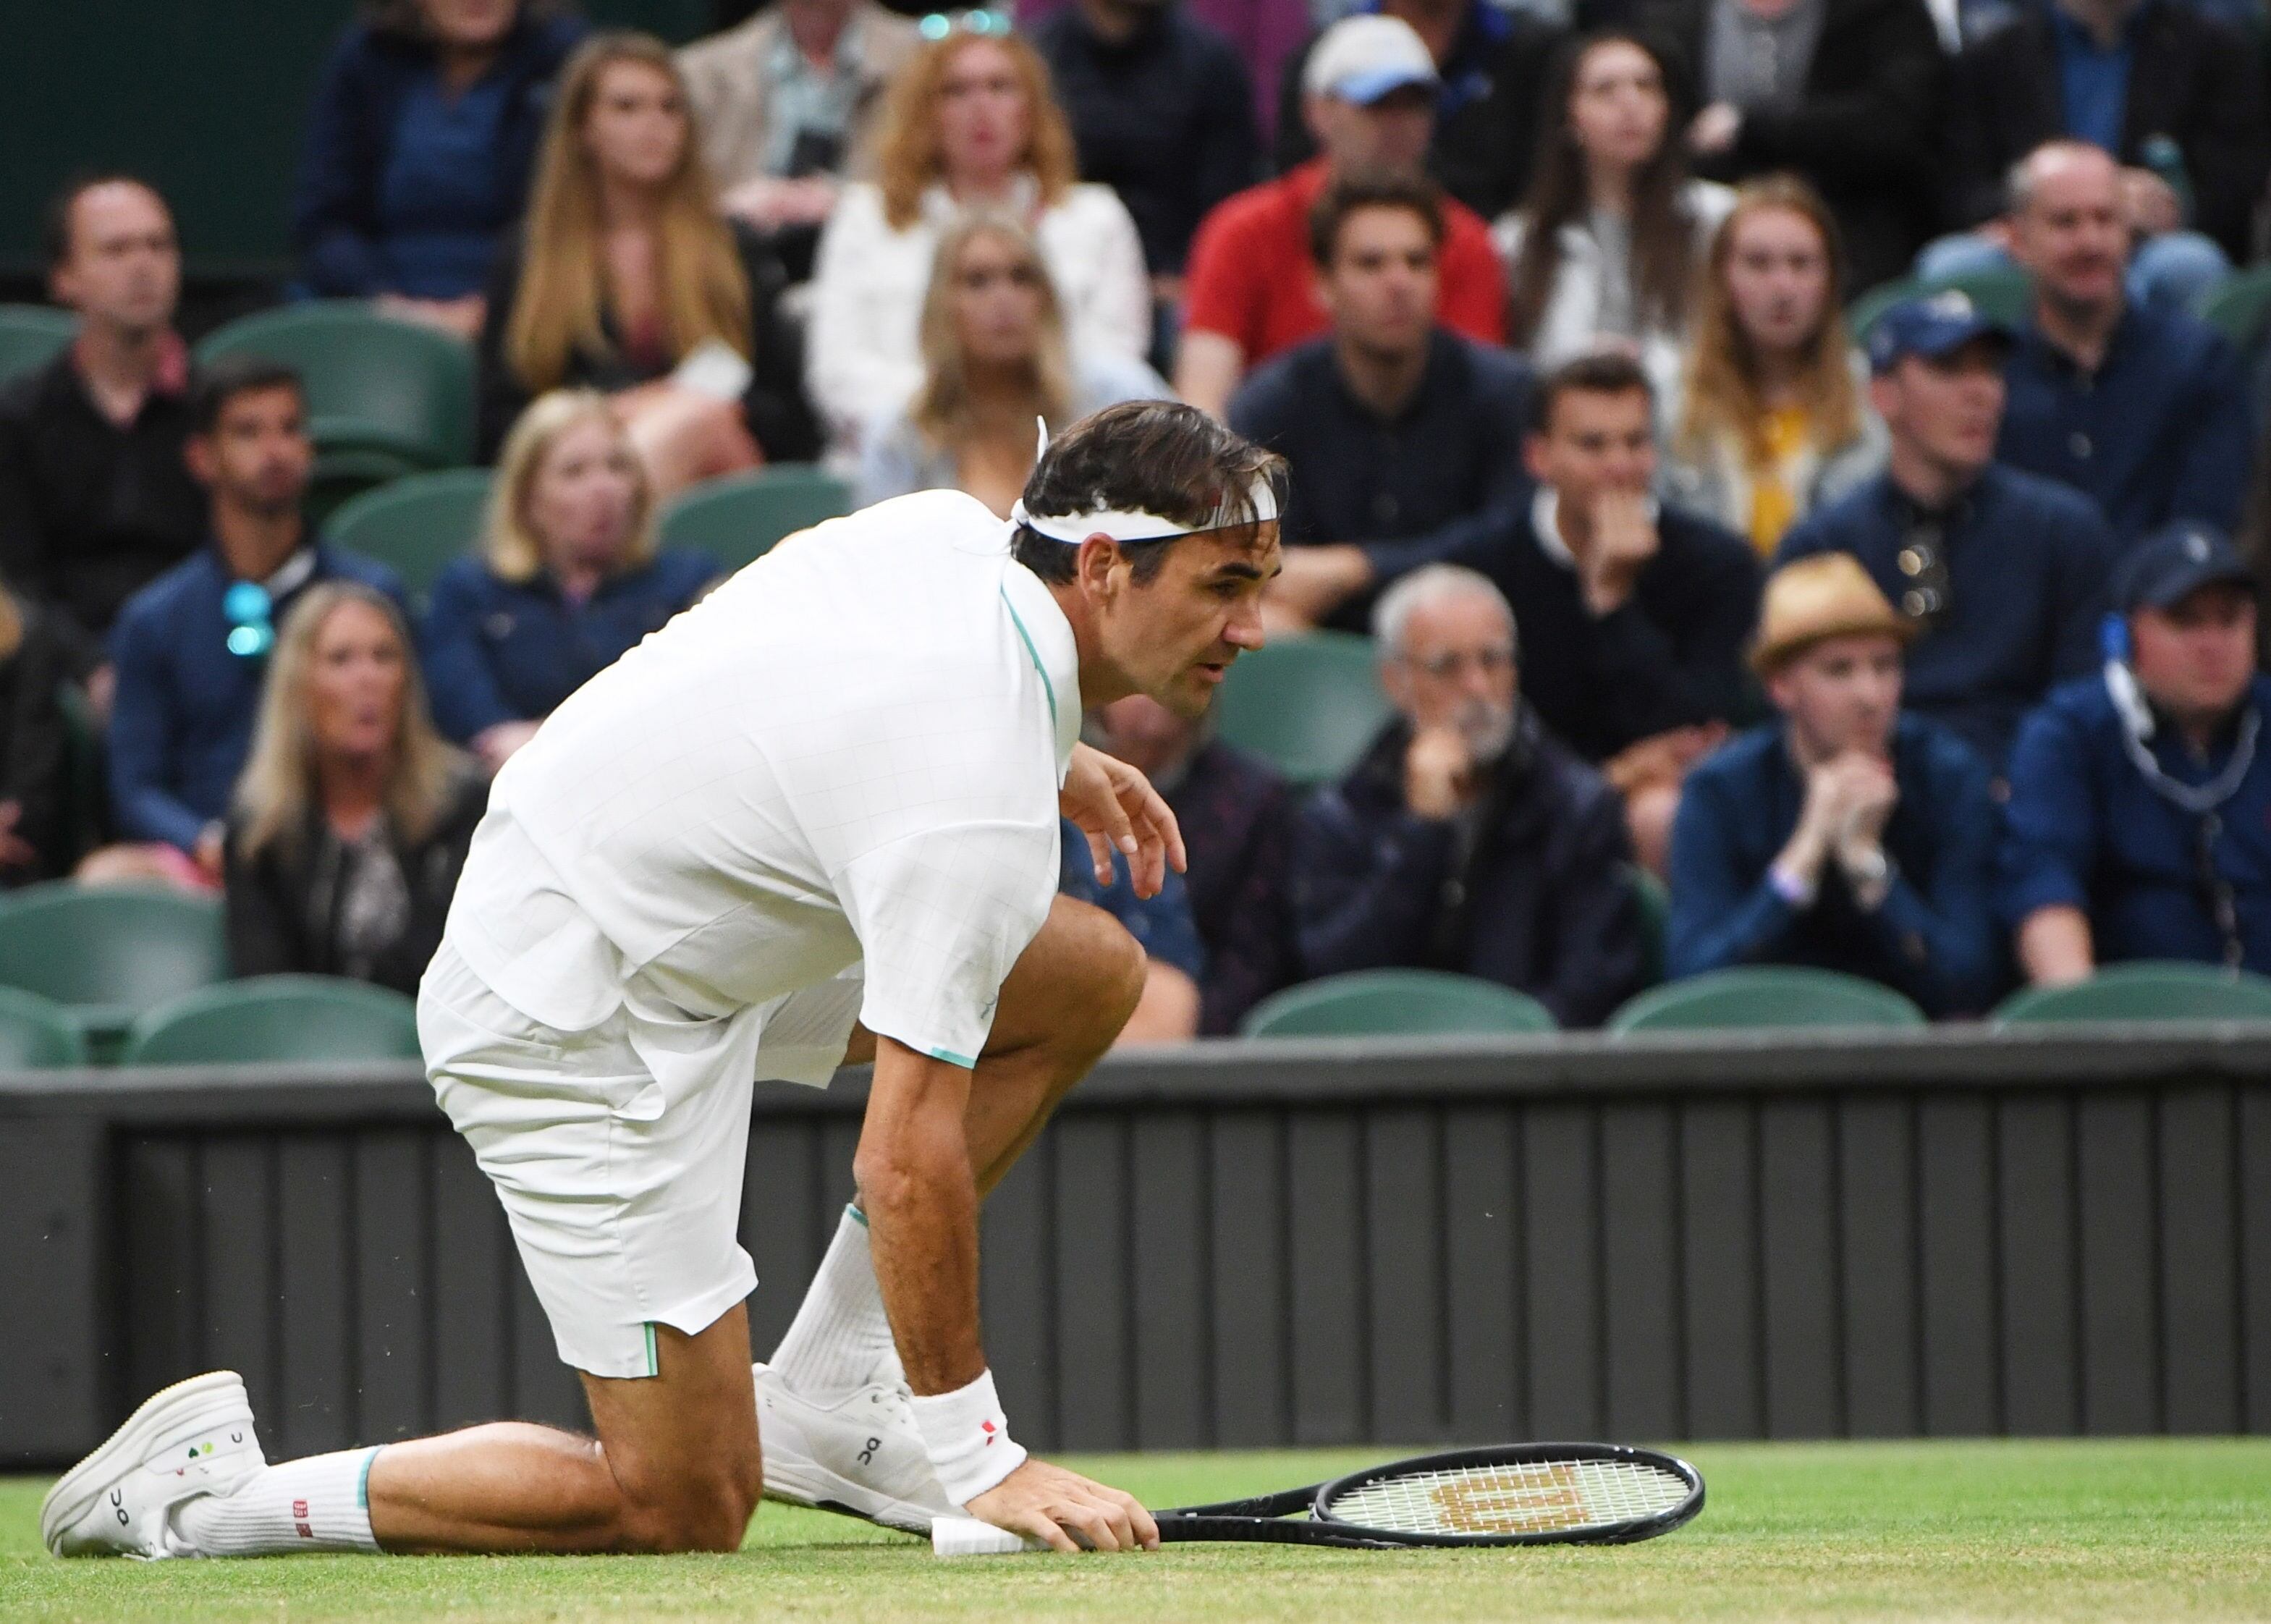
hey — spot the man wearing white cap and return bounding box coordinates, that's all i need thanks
[1175,13,1505,418]
[43,402,1285,1562]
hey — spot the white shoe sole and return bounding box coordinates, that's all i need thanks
[40,1370,255,1556]
[762,1456,945,1535]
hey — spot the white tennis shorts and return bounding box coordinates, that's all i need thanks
[420,940,866,1379]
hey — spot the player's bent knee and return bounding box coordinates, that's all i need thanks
[616,1468,760,1555]
[1045,899,1146,1021]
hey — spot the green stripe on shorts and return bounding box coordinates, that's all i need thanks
[643,1322,659,1377]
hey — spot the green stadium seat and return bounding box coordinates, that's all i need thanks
[2195,265,2271,352]
[326,468,494,598]
[0,884,227,1051]
[0,304,75,385]
[1625,862,1668,989]
[1240,968,1557,1037]
[1920,263,2033,327]
[1211,630,1391,786]
[658,465,853,575]
[1607,965,1927,1033]
[195,302,475,471]
[0,986,89,1069]
[1990,961,2271,1025]
[122,974,423,1066]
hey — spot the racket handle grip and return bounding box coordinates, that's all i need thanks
[932,1516,1048,1557]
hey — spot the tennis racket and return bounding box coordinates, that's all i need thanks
[932,1442,1703,1556]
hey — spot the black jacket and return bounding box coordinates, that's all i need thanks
[1942,3,2270,258]
[1290,711,1646,1028]
[475,220,821,462]
[0,596,71,888]
[1638,0,1946,290]
[224,769,486,995]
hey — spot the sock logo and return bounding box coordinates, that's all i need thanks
[293,1499,313,1539]
[981,1420,997,1447]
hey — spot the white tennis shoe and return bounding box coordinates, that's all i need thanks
[41,1370,268,1558]
[754,1362,961,1534]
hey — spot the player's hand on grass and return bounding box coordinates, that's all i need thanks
[964,1457,1161,1553]
[1061,743,1187,899]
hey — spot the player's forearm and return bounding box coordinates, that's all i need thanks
[855,1039,986,1395]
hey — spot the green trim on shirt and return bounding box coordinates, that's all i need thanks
[923,1044,978,1068]
[999,585,1058,735]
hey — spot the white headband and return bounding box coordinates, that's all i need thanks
[1007,418,1279,544]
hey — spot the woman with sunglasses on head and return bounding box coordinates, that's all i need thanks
[225,583,486,994]
[806,17,1151,456]
[475,32,820,493]
[425,390,717,774]
[1662,176,1885,558]
[855,212,1169,513]
[1494,31,1730,396]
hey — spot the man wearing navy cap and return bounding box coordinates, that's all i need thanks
[2000,520,2271,984]
[1776,291,2115,767]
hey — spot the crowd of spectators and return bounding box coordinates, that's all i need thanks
[9,0,2271,1039]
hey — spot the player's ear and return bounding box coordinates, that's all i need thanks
[1075,535,1123,599]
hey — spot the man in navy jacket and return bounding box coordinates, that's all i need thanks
[1290,563,1644,1028]
[1777,292,2111,769]
[1996,141,2252,548]
[1667,554,2003,1016]
[107,359,405,878]
[2000,522,2271,981]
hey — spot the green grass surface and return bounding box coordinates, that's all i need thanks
[4,1439,2267,1622]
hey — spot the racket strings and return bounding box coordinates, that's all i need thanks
[1324,1459,1690,1538]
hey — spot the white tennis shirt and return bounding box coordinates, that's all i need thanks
[441,489,1080,1070]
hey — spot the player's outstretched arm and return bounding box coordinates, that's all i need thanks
[1061,741,1186,899]
[858,1037,1158,1553]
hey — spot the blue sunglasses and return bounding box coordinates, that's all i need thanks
[223,580,275,659]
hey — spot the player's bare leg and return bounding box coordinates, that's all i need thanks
[367,1306,764,1554]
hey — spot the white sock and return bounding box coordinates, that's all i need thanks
[769,1205,897,1402]
[175,1447,384,1556]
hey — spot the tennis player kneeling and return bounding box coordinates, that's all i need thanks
[44,402,1285,1562]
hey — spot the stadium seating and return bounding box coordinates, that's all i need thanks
[1848,264,2031,340]
[1607,965,1927,1033]
[0,986,89,1069]
[1239,968,1557,1037]
[194,303,476,472]
[0,303,75,385]
[1625,862,1668,988]
[1211,630,1390,785]
[327,467,494,599]
[121,974,423,1065]
[0,884,227,1054]
[2196,265,2271,354]
[1991,960,2271,1025]
[657,465,853,575]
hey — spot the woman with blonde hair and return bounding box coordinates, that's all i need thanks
[806,18,1150,453]
[856,212,1168,512]
[1663,175,1886,557]
[474,30,819,487]
[423,389,717,771]
[225,582,486,993]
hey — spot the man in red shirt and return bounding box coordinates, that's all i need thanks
[1175,14,1505,417]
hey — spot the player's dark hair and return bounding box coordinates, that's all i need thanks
[1529,348,1654,437]
[43,171,169,269]
[190,355,305,437]
[1010,401,1285,586]
[1308,171,1445,269]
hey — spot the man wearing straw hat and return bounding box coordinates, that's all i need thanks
[1664,553,2003,1015]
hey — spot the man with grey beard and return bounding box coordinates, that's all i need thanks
[1287,564,1646,1027]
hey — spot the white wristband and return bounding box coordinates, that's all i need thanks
[908,1368,1028,1507]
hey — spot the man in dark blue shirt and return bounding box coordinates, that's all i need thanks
[1668,554,2003,1017]
[2000,521,2271,981]
[1031,0,1261,282]
[1777,292,2111,768]
[108,358,405,876]
[1996,140,2252,548]
[1233,171,1530,634]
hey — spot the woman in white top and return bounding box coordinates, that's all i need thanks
[857,212,1169,515]
[806,19,1150,454]
[1662,175,1887,558]
[1493,31,1732,397]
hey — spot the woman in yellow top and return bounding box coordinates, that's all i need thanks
[1662,176,1886,557]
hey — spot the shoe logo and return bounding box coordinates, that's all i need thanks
[231,1431,244,1444]
[188,1442,212,1458]
[111,1488,129,1527]
[981,1420,997,1447]
[858,1437,881,1466]
[293,1498,313,1539]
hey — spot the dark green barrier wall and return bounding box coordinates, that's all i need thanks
[1,2,714,278]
